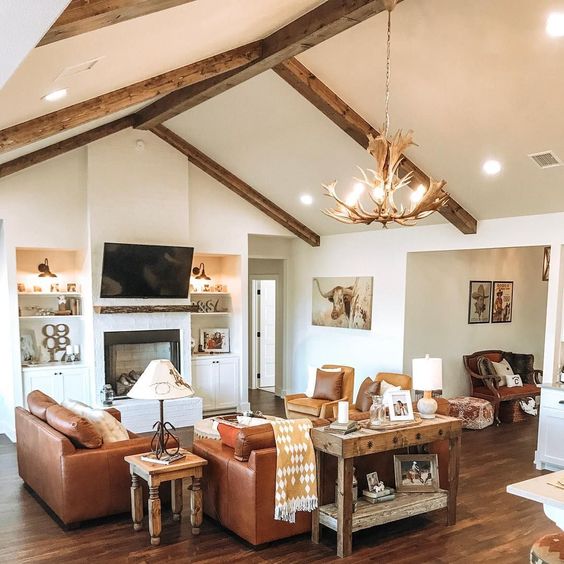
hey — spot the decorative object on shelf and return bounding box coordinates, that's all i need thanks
[128,359,195,461]
[362,487,396,504]
[542,247,550,281]
[386,389,414,422]
[468,281,491,324]
[214,284,227,292]
[312,276,373,330]
[192,262,211,292]
[492,281,513,323]
[33,285,42,293]
[195,298,220,313]
[37,258,57,278]
[69,298,79,315]
[412,355,443,419]
[66,283,77,292]
[50,283,60,293]
[20,329,38,363]
[190,337,196,354]
[17,283,26,292]
[359,414,422,432]
[393,454,439,493]
[328,420,359,435]
[24,305,55,316]
[322,0,448,229]
[369,394,386,427]
[41,323,70,362]
[367,471,382,492]
[65,344,80,362]
[337,400,349,424]
[100,384,115,406]
[200,328,230,353]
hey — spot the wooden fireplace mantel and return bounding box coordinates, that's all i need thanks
[94,305,199,314]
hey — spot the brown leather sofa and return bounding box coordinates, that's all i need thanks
[284,365,355,420]
[15,391,154,526]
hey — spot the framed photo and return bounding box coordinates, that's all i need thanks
[542,247,550,282]
[366,471,380,492]
[200,328,230,353]
[66,283,77,292]
[386,389,414,421]
[492,281,513,323]
[468,281,491,324]
[394,454,439,493]
[20,329,38,364]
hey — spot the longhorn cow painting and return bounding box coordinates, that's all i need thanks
[312,276,373,330]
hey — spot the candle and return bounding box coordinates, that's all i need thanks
[337,401,349,424]
[66,345,73,355]
[73,345,80,355]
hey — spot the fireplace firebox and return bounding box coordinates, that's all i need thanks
[104,329,181,398]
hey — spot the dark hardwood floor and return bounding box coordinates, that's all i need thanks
[1,391,556,563]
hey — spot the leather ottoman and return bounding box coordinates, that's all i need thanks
[530,532,564,563]
[448,396,494,430]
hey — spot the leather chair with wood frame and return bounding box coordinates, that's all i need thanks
[284,364,355,420]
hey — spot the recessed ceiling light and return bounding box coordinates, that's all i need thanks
[43,88,68,102]
[300,194,313,205]
[482,159,502,176]
[546,13,564,37]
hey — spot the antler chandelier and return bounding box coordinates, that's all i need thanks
[322,0,448,228]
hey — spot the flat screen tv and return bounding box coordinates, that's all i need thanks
[100,243,194,298]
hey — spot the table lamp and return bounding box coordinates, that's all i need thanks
[412,355,442,419]
[128,359,195,461]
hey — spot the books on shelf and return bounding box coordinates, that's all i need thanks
[362,487,397,503]
[328,421,359,435]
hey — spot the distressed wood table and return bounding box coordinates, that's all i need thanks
[311,414,462,558]
[124,450,207,546]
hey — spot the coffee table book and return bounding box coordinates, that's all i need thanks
[140,452,186,465]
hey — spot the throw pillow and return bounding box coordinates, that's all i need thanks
[355,378,380,412]
[306,366,341,397]
[491,358,514,387]
[62,399,129,443]
[27,390,58,421]
[506,374,524,388]
[379,379,401,397]
[217,423,240,449]
[476,356,496,378]
[312,369,344,401]
[46,405,103,449]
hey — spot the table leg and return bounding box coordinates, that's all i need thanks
[171,478,183,521]
[312,448,322,544]
[336,457,353,558]
[447,434,461,526]
[190,477,203,535]
[148,485,162,546]
[130,472,143,532]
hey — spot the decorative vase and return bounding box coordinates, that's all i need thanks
[369,395,385,426]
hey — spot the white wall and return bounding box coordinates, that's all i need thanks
[288,213,564,398]
[404,247,548,397]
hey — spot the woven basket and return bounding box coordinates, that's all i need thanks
[499,400,528,423]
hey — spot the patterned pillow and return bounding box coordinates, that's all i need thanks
[506,374,523,388]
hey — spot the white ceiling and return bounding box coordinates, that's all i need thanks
[2,0,564,237]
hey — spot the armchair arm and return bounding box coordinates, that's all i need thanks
[532,369,543,385]
[320,399,347,420]
[284,393,307,402]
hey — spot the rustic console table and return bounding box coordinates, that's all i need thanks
[310,414,462,558]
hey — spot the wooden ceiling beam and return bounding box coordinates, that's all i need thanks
[150,125,320,247]
[134,0,401,129]
[0,116,133,179]
[0,42,261,156]
[274,57,478,235]
[38,0,196,46]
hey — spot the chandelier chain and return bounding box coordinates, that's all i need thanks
[384,7,392,137]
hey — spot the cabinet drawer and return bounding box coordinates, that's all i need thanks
[540,389,564,411]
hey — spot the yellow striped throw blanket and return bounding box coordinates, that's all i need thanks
[270,418,318,523]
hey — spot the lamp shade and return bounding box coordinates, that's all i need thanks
[128,359,194,400]
[412,355,442,391]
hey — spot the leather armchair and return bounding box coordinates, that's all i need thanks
[15,405,154,526]
[284,364,355,420]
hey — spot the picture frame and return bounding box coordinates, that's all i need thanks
[393,454,439,493]
[491,281,513,323]
[200,328,230,353]
[542,247,550,282]
[386,389,414,421]
[20,328,38,364]
[366,471,381,492]
[66,283,77,292]
[468,281,491,324]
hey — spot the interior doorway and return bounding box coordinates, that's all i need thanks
[250,278,277,392]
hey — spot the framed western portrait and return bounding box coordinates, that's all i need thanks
[492,281,513,323]
[468,281,491,324]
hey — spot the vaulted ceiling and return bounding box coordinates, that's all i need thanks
[1,0,563,237]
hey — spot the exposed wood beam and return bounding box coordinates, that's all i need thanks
[274,58,478,235]
[38,0,196,46]
[0,42,261,156]
[134,0,401,129]
[0,116,133,179]
[150,125,320,247]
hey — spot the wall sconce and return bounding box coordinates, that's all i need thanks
[37,258,57,278]
[192,263,211,281]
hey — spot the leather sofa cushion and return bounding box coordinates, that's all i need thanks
[355,378,380,412]
[217,423,240,449]
[27,390,58,421]
[46,405,103,449]
[287,397,326,416]
[233,424,275,461]
[312,369,343,401]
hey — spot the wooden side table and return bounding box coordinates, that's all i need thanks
[124,450,208,546]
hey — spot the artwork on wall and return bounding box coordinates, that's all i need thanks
[492,281,513,323]
[200,328,230,353]
[468,281,491,324]
[312,276,373,330]
[542,247,550,282]
[20,329,38,364]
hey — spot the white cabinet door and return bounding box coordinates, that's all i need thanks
[216,357,239,410]
[192,359,217,411]
[61,367,90,404]
[539,406,564,468]
[23,369,63,403]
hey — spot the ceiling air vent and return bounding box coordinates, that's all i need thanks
[528,151,562,169]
